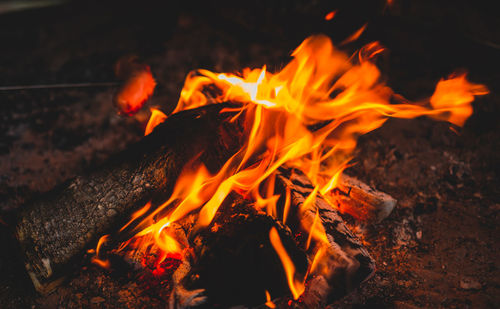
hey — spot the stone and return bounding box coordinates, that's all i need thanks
[90,296,105,304]
[459,277,482,290]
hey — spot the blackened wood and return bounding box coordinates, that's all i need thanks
[15,103,242,294]
[168,169,376,309]
[182,200,308,308]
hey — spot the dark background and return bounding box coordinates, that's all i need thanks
[1,0,499,308]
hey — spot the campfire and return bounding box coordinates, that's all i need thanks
[13,32,488,308]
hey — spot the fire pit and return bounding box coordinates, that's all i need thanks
[1,1,499,308]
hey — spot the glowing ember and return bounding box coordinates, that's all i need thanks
[93,34,487,300]
[340,23,367,45]
[324,10,337,21]
[113,56,156,116]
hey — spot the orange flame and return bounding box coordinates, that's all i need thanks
[144,108,167,136]
[269,227,305,300]
[91,235,110,268]
[430,73,488,126]
[100,34,487,298]
[120,201,151,232]
[265,290,276,308]
[340,23,367,45]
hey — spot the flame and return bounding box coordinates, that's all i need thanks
[120,201,151,232]
[308,245,326,275]
[91,235,110,268]
[269,227,305,300]
[340,23,367,45]
[265,290,276,308]
[305,209,320,250]
[98,34,487,299]
[144,108,167,136]
[430,73,488,126]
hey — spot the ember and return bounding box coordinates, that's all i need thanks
[113,56,157,116]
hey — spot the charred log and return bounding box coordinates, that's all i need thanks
[275,168,376,306]
[180,199,308,308]
[168,169,378,308]
[15,103,242,294]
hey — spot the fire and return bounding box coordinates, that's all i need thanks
[265,290,276,308]
[91,235,110,268]
[269,227,305,300]
[429,73,488,126]
[144,108,167,136]
[94,34,487,300]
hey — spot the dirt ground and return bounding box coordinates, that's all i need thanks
[1,1,498,308]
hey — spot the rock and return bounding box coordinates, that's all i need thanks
[459,277,482,290]
[393,301,421,309]
[393,218,414,248]
[90,296,105,304]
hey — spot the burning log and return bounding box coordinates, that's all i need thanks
[13,100,384,297]
[275,168,375,306]
[15,103,242,294]
[165,170,377,308]
[180,199,309,308]
[13,103,392,303]
[330,174,397,223]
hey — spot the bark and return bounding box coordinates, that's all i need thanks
[331,174,397,223]
[15,103,242,294]
[275,167,376,306]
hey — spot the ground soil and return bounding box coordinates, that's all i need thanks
[1,1,498,308]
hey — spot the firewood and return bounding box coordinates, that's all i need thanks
[163,170,376,308]
[15,103,242,294]
[14,101,380,299]
[275,168,376,306]
[180,199,309,308]
[76,167,375,308]
[331,174,397,223]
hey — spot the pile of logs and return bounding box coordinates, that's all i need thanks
[14,103,396,307]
